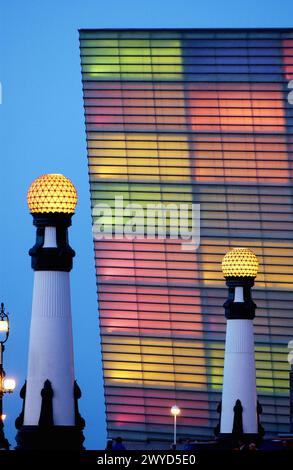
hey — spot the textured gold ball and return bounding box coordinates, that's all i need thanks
[222,247,259,278]
[27,174,77,214]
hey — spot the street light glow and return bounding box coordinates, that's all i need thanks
[222,247,259,278]
[3,378,16,393]
[0,320,8,333]
[171,405,181,417]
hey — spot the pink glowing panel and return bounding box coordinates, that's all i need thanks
[94,235,205,340]
[95,238,199,286]
[105,387,210,426]
[84,84,187,132]
[108,412,207,427]
[282,39,293,79]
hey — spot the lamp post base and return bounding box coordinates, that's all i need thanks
[15,380,85,450]
[15,425,85,451]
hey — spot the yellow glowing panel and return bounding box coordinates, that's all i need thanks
[105,361,206,374]
[105,373,207,389]
[81,39,119,47]
[88,132,187,143]
[89,133,190,182]
[80,47,120,56]
[81,55,120,64]
[103,352,207,367]
[27,173,78,214]
[102,336,207,389]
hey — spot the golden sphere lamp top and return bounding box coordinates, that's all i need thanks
[27,174,77,214]
[222,247,259,278]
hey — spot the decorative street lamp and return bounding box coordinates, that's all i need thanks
[170,405,180,449]
[0,303,16,449]
[219,247,264,444]
[15,174,85,450]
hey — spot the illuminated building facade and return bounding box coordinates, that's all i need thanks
[79,29,293,446]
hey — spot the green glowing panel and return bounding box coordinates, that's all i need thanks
[80,39,183,80]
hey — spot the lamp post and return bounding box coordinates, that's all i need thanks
[171,405,180,449]
[15,174,85,450]
[219,247,263,444]
[0,303,16,449]
[290,360,293,433]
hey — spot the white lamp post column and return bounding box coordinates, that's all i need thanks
[219,247,264,444]
[15,174,85,450]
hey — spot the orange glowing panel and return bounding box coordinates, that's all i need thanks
[187,83,285,133]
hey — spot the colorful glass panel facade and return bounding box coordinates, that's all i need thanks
[80,29,293,447]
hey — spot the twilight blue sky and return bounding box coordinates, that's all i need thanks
[0,0,293,450]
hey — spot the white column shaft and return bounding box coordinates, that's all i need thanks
[24,271,75,426]
[220,319,257,434]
